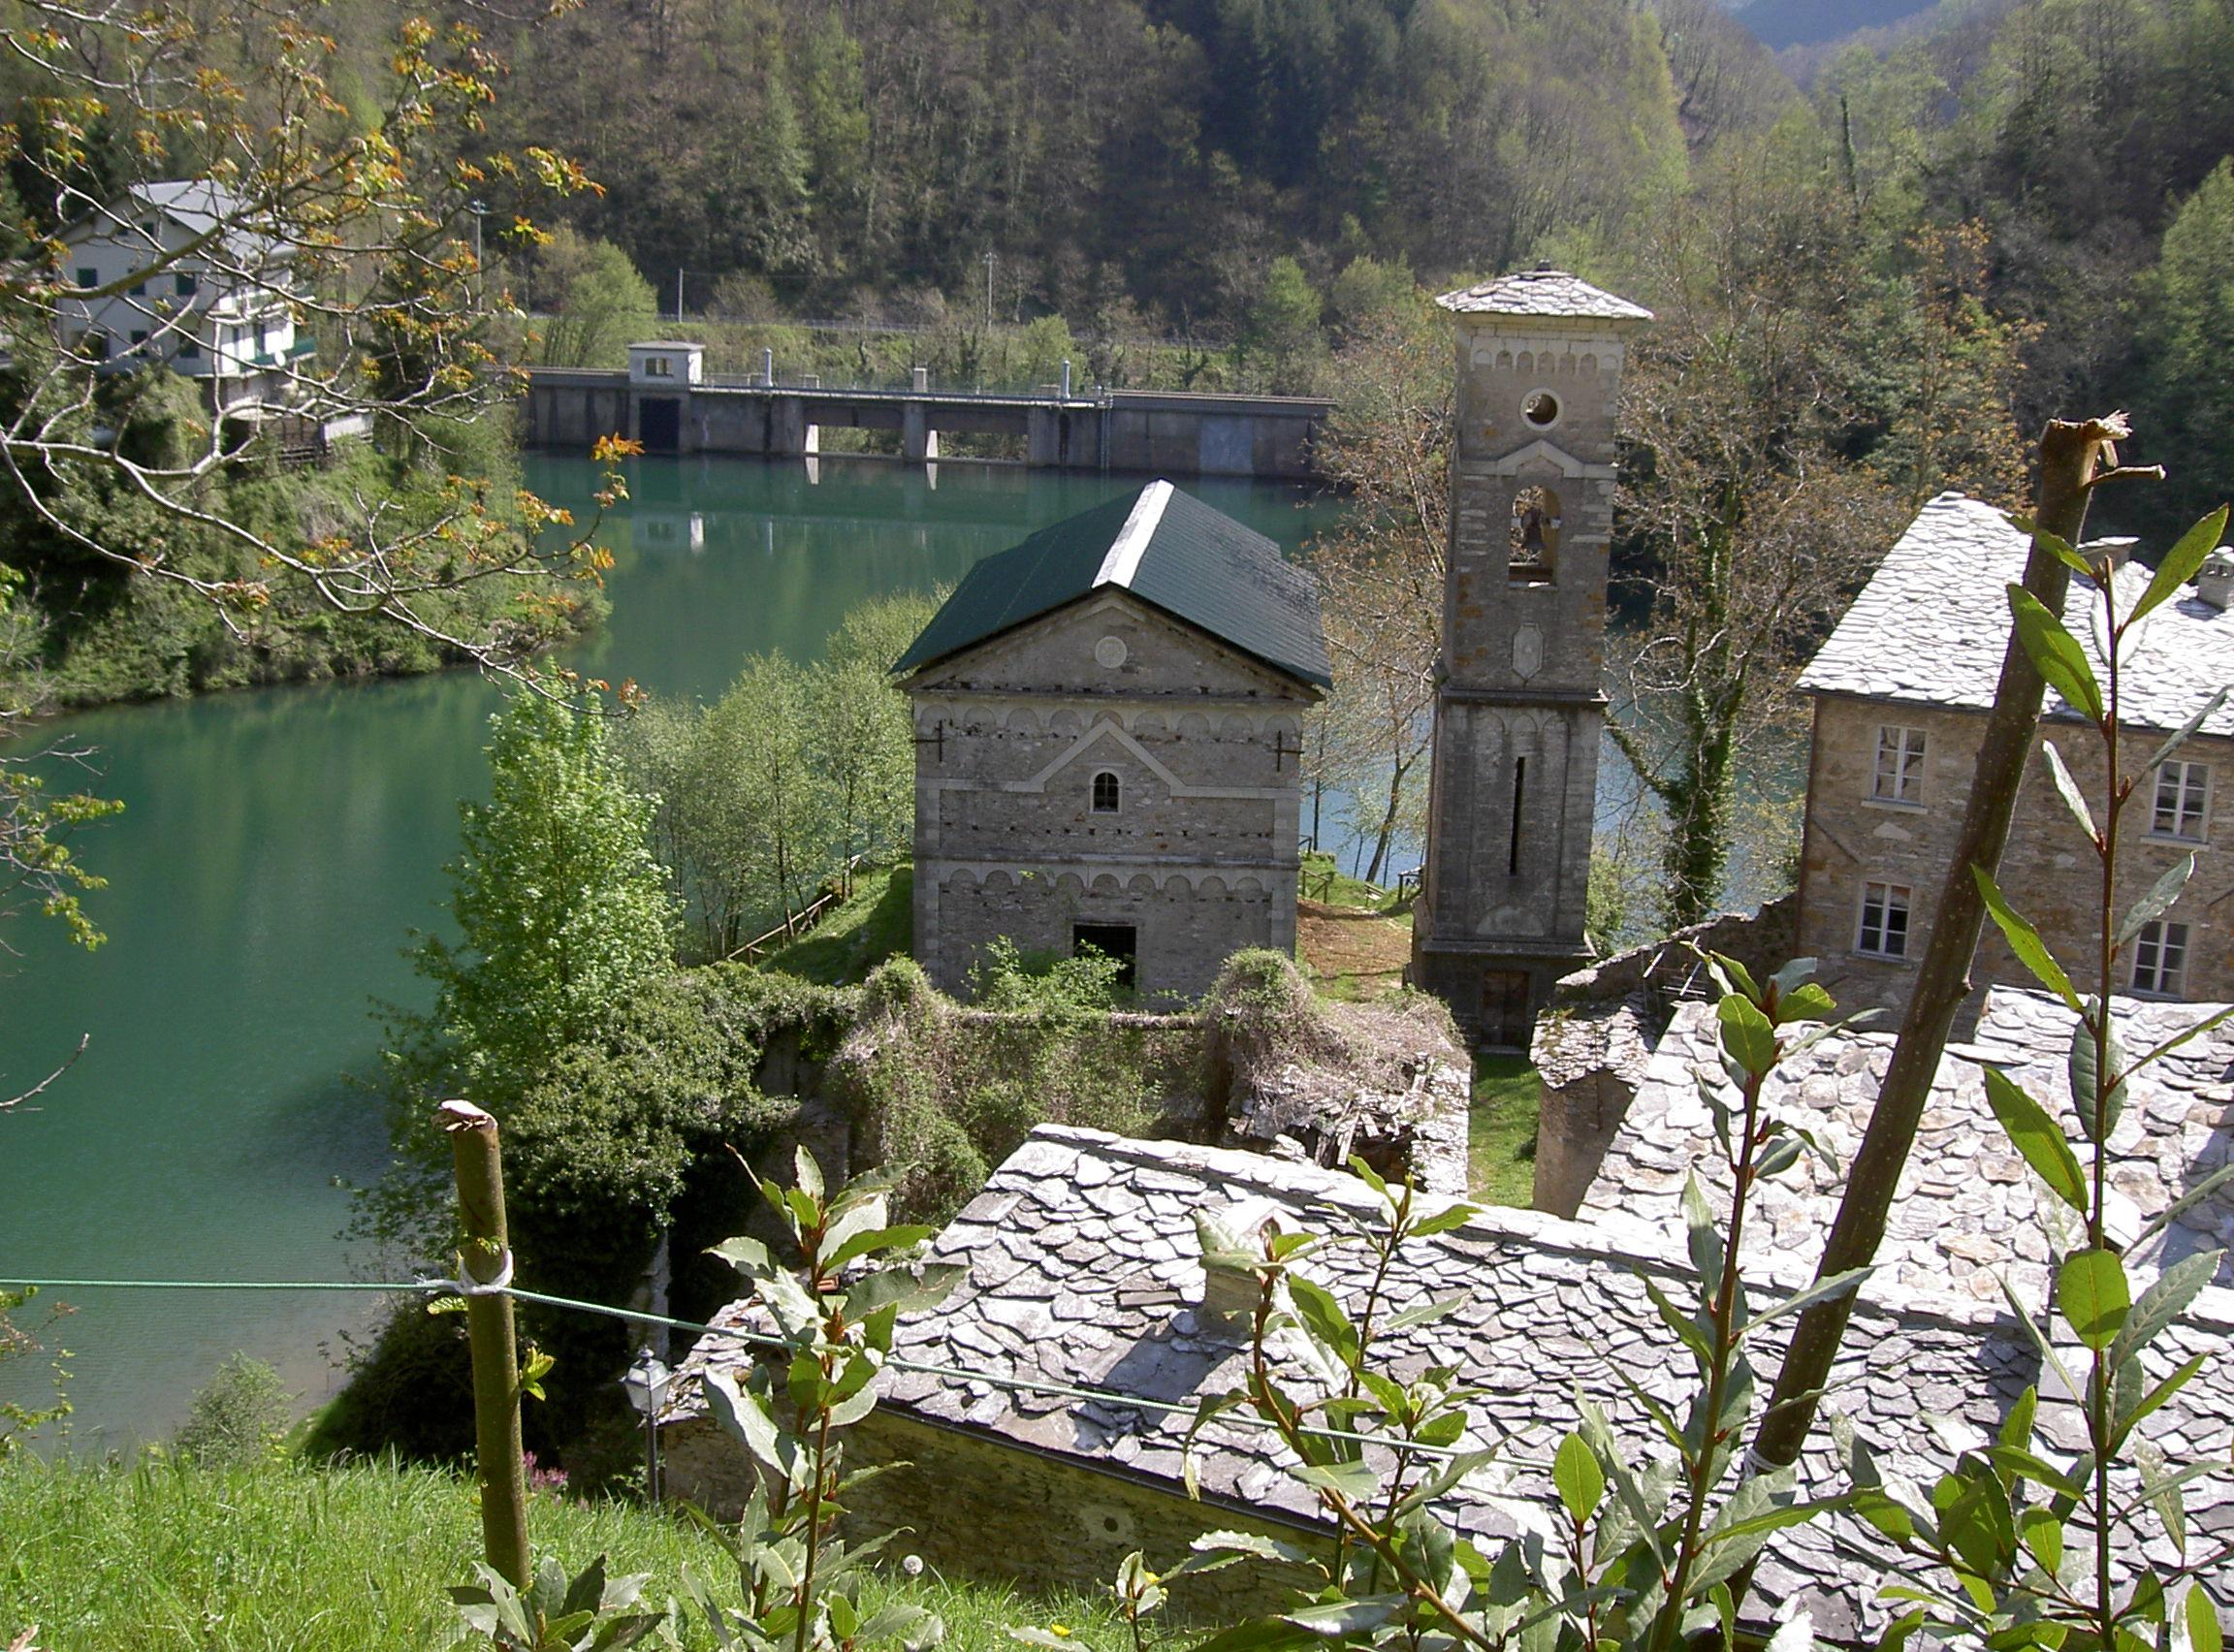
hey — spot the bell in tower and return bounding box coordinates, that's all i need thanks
[1409,270,1652,1049]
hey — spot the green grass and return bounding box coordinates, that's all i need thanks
[762,865,913,985]
[1469,1056,1541,1208]
[1296,853,1410,916]
[0,1453,1143,1651]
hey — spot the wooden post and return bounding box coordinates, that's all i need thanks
[437,1099,532,1589]
[1733,415,2159,1607]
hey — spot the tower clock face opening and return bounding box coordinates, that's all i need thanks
[1522,390,1560,427]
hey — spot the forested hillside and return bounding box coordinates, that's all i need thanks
[477,0,1737,327]
[453,0,2234,523]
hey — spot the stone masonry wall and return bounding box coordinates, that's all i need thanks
[662,1407,1322,1619]
[910,594,1316,1005]
[1526,894,1799,1215]
[1798,694,2234,1023]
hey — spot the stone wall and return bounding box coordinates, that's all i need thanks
[909,595,1315,1005]
[662,1406,1322,1618]
[1798,695,2234,1023]
[1526,894,1799,1215]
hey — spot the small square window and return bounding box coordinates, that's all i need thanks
[129,277,145,297]
[129,329,146,347]
[2132,919,2190,997]
[1857,880,1911,959]
[1873,725,1926,804]
[174,271,197,298]
[2153,760,2209,842]
[75,266,97,289]
[1092,771,1120,813]
[177,336,200,360]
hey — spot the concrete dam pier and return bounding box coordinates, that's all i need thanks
[524,344,1333,480]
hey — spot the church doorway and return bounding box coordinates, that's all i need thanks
[1478,969,1533,1049]
[1072,923,1138,989]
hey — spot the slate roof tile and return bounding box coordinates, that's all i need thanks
[1799,492,2234,736]
[1581,986,2234,1302]
[668,1124,2234,1636]
[1436,270,1653,322]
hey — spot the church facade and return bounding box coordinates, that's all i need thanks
[895,481,1330,1005]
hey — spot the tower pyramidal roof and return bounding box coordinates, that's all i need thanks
[1436,268,1652,322]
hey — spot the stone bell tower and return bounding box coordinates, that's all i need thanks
[1409,270,1651,1048]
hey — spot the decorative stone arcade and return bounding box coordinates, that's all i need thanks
[1409,270,1651,1048]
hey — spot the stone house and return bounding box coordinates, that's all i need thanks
[658,1125,2233,1637]
[894,480,1329,1005]
[57,180,311,413]
[1796,492,2234,1020]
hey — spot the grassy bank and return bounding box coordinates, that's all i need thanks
[1469,1056,1540,1207]
[0,1453,1142,1651]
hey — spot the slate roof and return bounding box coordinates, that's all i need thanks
[1799,492,2234,738]
[70,180,292,269]
[891,480,1332,687]
[1435,269,1653,322]
[1581,987,2234,1303]
[666,1125,2234,1637]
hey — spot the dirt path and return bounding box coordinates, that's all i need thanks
[1296,899,1413,998]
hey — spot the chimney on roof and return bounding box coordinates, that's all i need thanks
[2083,536,2138,571]
[1193,1202,1274,1324]
[2197,549,2234,612]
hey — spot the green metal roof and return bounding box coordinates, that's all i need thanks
[892,480,1331,687]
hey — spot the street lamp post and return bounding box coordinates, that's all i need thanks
[620,1346,672,1503]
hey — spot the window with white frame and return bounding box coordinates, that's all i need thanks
[1856,880,1912,958]
[2132,919,2190,996]
[1872,724,1927,804]
[2152,759,2210,842]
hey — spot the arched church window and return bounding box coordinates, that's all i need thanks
[1510,486,1561,584]
[1093,771,1121,813]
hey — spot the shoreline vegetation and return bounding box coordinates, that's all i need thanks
[0,389,602,722]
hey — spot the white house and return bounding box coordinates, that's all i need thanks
[57,180,310,413]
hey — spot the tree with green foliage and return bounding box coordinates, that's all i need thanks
[2137,159,2234,517]
[388,689,677,1118]
[1610,133,1900,929]
[1303,289,1445,884]
[1243,257,1326,396]
[622,591,934,959]
[813,591,940,890]
[532,228,661,369]
[173,1352,293,1468]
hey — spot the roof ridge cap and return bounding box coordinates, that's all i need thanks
[1094,480,1173,590]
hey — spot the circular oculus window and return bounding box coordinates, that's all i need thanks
[1094,635,1129,669]
[1521,390,1561,428]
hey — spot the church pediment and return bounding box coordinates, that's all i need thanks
[1467,437,1614,481]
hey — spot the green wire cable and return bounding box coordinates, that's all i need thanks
[0,1275,1527,1465]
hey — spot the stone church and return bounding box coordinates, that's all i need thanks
[1409,270,1653,1048]
[894,480,1330,1004]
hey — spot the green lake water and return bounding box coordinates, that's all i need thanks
[0,456,1329,1447]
